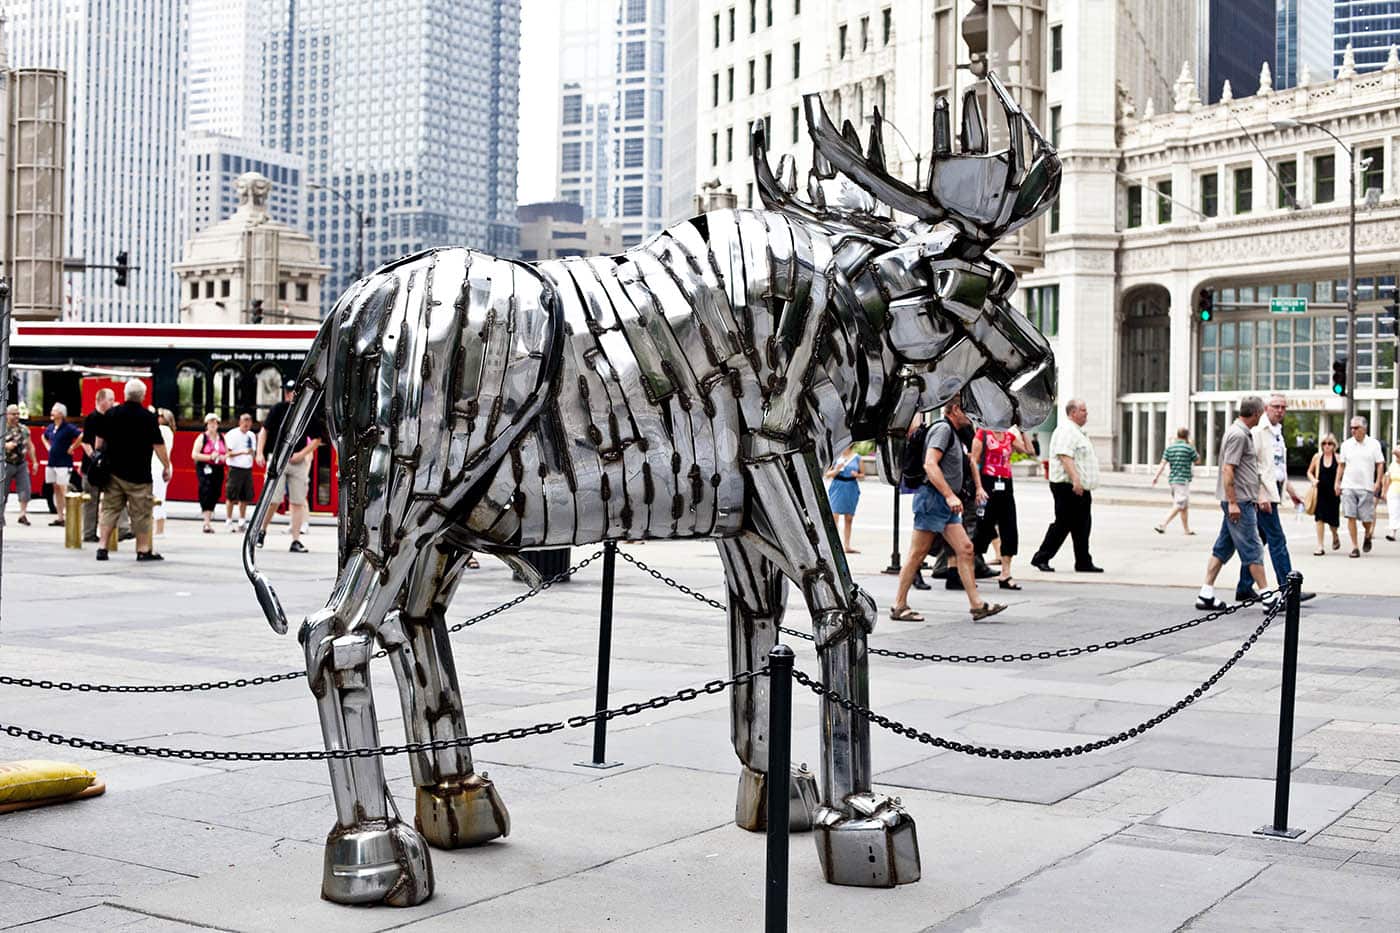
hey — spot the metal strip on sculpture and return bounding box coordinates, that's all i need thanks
[244,64,1061,906]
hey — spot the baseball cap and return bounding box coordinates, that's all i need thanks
[283,379,297,391]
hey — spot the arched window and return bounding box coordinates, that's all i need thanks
[176,362,209,425]
[1119,289,1171,394]
[212,363,242,423]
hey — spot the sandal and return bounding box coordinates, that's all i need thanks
[16,515,28,526]
[1313,548,1325,556]
[1349,548,1361,558]
[888,605,924,622]
[1153,526,1165,534]
[997,578,1022,590]
[971,602,1007,622]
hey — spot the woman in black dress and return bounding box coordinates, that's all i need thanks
[1307,433,1342,555]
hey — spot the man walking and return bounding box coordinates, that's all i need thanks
[223,411,257,531]
[256,380,320,553]
[1337,414,1385,558]
[1240,394,1314,601]
[1031,398,1103,573]
[80,388,130,543]
[92,380,171,562]
[2,404,38,526]
[41,403,82,526]
[889,399,1007,622]
[1196,397,1272,610]
[1152,428,1199,535]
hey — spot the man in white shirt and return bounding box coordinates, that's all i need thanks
[1336,414,1386,557]
[1239,394,1314,602]
[223,411,257,531]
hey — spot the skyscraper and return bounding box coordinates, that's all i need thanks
[1277,0,1334,88]
[188,0,261,138]
[3,0,186,322]
[186,133,305,236]
[1333,1,1400,73]
[262,0,521,312]
[1200,0,1275,103]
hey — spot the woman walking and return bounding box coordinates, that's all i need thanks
[971,425,1033,590]
[824,445,863,553]
[1384,444,1400,542]
[151,408,175,535]
[1307,433,1342,555]
[191,413,227,533]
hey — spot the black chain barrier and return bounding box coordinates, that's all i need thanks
[616,548,1281,664]
[0,550,604,694]
[790,579,1292,761]
[0,669,762,762]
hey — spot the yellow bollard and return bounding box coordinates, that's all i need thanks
[64,492,83,549]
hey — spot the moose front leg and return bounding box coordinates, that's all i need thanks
[746,447,921,888]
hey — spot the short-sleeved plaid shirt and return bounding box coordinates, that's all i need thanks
[1160,440,1198,486]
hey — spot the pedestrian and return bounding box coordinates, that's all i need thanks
[92,379,171,562]
[824,445,863,553]
[889,399,1007,622]
[1152,427,1199,535]
[1238,394,1314,602]
[2,404,38,526]
[80,388,130,543]
[1196,396,1271,610]
[151,408,175,536]
[1336,415,1385,558]
[1306,433,1342,554]
[971,424,1033,590]
[192,413,227,533]
[1385,444,1400,542]
[40,403,82,527]
[1030,398,1103,573]
[256,380,319,553]
[223,411,257,532]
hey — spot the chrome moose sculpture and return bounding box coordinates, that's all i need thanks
[245,72,1059,906]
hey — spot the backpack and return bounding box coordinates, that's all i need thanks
[899,423,931,489]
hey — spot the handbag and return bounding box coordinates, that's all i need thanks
[85,448,111,490]
[1303,484,1317,516]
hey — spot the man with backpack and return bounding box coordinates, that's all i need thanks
[889,399,1008,622]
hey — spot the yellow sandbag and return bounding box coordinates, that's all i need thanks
[0,760,97,804]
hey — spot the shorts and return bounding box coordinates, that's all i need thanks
[1210,501,1263,567]
[1170,483,1190,509]
[1341,488,1377,523]
[100,476,153,537]
[225,466,254,502]
[912,484,962,533]
[45,466,71,486]
[267,458,310,508]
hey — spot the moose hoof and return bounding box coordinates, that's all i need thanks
[322,819,434,906]
[734,763,819,832]
[415,774,510,849]
[813,794,921,887]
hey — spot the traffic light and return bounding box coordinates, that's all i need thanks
[1332,354,1348,397]
[114,251,129,287]
[1197,287,1215,322]
[1384,287,1400,336]
[250,299,264,325]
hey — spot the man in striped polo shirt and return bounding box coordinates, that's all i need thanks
[1152,427,1199,535]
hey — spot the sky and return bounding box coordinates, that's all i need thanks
[518,0,561,206]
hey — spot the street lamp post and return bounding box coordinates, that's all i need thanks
[1274,118,1357,424]
[308,180,373,282]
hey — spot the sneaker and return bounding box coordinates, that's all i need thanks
[289,540,308,553]
[256,531,266,548]
[135,551,164,562]
[16,515,29,526]
[95,548,108,561]
[1195,596,1228,611]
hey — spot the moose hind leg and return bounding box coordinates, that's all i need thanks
[382,544,509,849]
[304,604,433,906]
[717,538,818,833]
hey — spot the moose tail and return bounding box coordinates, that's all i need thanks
[243,315,333,635]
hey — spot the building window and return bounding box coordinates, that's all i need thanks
[792,104,800,143]
[728,6,735,41]
[792,41,801,78]
[746,181,754,207]
[726,127,734,161]
[1156,180,1172,223]
[793,0,800,12]
[295,282,308,302]
[1126,185,1142,228]
[748,59,755,94]
[711,131,719,166]
[838,24,847,59]
[764,52,772,89]
[882,8,892,45]
[860,16,869,50]
[1025,285,1060,336]
[1200,172,1219,217]
[1314,154,1335,203]
[561,142,582,172]
[749,0,756,32]
[713,13,720,47]
[189,282,199,300]
[727,67,734,101]
[624,89,645,119]
[1234,166,1253,213]
[623,186,644,217]
[1049,198,1060,234]
[204,280,215,298]
[625,41,645,71]
[277,282,288,300]
[562,94,583,124]
[1361,145,1385,193]
[625,0,645,22]
[712,73,720,107]
[623,137,644,168]
[1049,106,1061,147]
[220,279,230,297]
[1051,25,1063,72]
[766,0,773,27]
[1276,159,1297,208]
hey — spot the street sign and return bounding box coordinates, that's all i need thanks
[1271,297,1308,314]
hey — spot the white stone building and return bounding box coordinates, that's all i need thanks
[517,200,622,261]
[186,132,305,238]
[173,172,328,326]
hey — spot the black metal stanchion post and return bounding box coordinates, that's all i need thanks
[577,539,623,769]
[882,489,901,574]
[1255,571,1304,839]
[764,645,794,933]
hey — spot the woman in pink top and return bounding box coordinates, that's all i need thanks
[191,413,228,533]
[971,427,1035,589]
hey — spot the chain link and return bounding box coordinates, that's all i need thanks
[0,550,603,695]
[790,581,1292,761]
[0,668,764,762]
[616,550,728,610]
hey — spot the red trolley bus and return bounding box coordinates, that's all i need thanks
[7,322,337,514]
